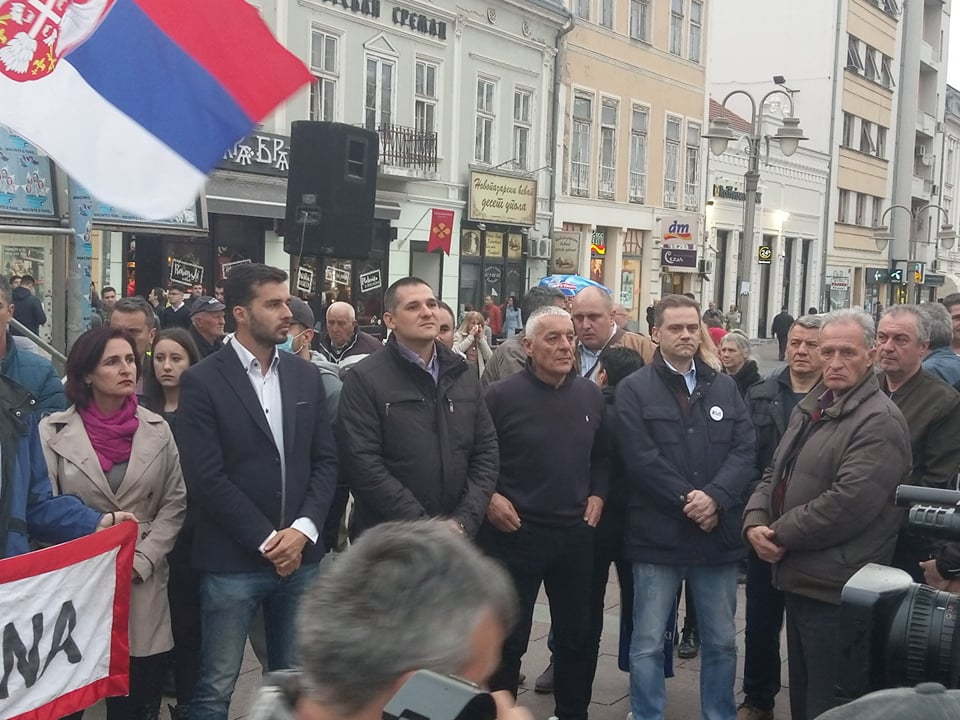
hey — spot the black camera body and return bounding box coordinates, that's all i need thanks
[838,485,960,699]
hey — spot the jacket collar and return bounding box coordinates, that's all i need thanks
[799,369,880,420]
[522,360,577,390]
[652,348,718,384]
[385,335,466,382]
[879,366,925,400]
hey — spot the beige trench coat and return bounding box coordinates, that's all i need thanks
[40,405,187,657]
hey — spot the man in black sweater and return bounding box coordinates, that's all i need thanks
[480,305,608,720]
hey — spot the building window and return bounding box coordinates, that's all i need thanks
[575,0,590,19]
[599,99,618,199]
[684,122,700,211]
[847,35,864,72]
[838,189,850,223]
[670,0,684,56]
[688,0,703,63]
[630,0,651,41]
[513,89,532,170]
[855,193,866,226]
[948,147,956,182]
[860,120,876,155]
[415,61,438,136]
[629,105,648,203]
[864,46,881,83]
[664,115,682,208]
[365,55,394,130]
[600,0,613,28]
[842,112,855,148]
[571,94,593,197]
[309,30,338,122]
[876,125,887,159]
[872,196,883,228]
[475,78,496,164]
[881,55,896,88]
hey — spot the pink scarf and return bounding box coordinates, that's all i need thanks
[78,395,140,473]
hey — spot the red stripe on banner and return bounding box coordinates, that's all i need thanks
[130,0,312,120]
[0,521,137,581]
[11,675,130,720]
[110,523,135,691]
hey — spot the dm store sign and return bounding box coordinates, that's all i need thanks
[0,126,55,217]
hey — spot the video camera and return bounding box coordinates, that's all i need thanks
[837,485,960,702]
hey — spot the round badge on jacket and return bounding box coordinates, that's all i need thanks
[709,406,724,422]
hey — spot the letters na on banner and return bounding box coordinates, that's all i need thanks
[0,522,136,720]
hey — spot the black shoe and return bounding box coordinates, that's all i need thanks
[677,627,699,659]
[534,662,554,693]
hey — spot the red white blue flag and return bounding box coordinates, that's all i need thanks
[0,0,311,219]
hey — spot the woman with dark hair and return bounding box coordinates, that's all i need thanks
[503,295,522,337]
[42,327,186,720]
[142,328,200,426]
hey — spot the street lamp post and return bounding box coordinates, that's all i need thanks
[872,203,956,304]
[703,85,807,336]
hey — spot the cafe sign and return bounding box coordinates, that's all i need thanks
[468,171,537,227]
[550,231,580,275]
[660,245,698,273]
[220,132,290,177]
[169,259,204,288]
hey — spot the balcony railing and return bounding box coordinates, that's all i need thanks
[377,124,438,172]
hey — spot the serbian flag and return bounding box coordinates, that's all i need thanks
[0,0,311,219]
[427,208,454,255]
[0,522,136,720]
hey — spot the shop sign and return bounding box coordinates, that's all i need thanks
[757,245,773,264]
[909,261,925,285]
[711,184,763,204]
[662,217,698,243]
[484,231,503,257]
[391,6,447,39]
[359,269,382,294]
[221,258,251,279]
[220,132,290,177]
[660,245,698,273]
[90,190,200,228]
[170,259,204,288]
[334,268,350,286]
[888,268,905,284]
[549,231,580,274]
[325,266,336,282]
[484,265,502,286]
[925,273,946,287]
[866,267,890,285]
[507,233,523,260]
[591,232,606,256]
[318,0,381,18]
[296,266,315,294]
[0,126,55,217]
[468,171,537,227]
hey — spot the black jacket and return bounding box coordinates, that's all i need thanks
[177,342,338,572]
[771,312,794,339]
[747,367,799,479]
[190,326,223,358]
[730,360,762,398]
[160,304,192,330]
[317,330,383,364]
[11,287,45,334]
[616,351,757,565]
[336,337,499,538]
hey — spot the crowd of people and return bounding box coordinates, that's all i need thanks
[4,262,960,720]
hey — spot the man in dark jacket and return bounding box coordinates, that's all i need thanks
[770,307,794,361]
[876,305,960,581]
[918,302,960,389]
[317,301,383,365]
[189,295,226,358]
[738,314,823,720]
[336,277,498,538]
[744,309,911,720]
[161,286,192,330]
[479,306,608,720]
[617,294,756,720]
[11,274,46,335]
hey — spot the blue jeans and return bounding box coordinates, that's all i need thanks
[189,564,320,720]
[630,562,738,720]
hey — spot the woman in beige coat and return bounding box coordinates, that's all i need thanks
[43,327,186,720]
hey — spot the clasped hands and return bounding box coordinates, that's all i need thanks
[262,528,309,577]
[683,490,718,533]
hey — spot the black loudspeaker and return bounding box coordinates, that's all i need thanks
[284,121,379,259]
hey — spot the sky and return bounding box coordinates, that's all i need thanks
[951,9,960,89]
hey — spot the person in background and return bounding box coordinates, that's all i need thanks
[189,296,226,359]
[161,286,192,330]
[483,287,567,385]
[939,293,960,355]
[317,301,383,366]
[613,303,632,332]
[436,301,456,350]
[705,314,728,348]
[646,305,656,335]
[11,273,46,336]
[484,295,504,338]
[771,307,795,362]
[918,302,960,389]
[702,302,724,326]
[111,296,157,362]
[503,295,522,337]
[725,305,742,331]
[189,282,205,300]
[101,285,118,318]
[720,331,762,397]
[0,276,65,415]
[148,287,166,316]
[571,286,655,383]
[45,327,186,720]
[141,328,201,718]
[10,275,21,287]
[455,310,493,380]
[214,281,225,304]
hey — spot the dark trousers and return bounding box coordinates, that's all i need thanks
[587,516,633,679]
[479,520,595,720]
[63,653,167,720]
[742,551,785,711]
[776,335,788,361]
[785,592,843,720]
[167,542,202,706]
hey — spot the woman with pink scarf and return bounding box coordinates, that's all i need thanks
[41,327,186,720]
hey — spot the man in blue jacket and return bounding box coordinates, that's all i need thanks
[616,294,756,720]
[0,276,65,416]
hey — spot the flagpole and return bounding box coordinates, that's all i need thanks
[395,207,432,249]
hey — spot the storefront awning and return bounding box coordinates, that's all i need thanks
[206,195,286,219]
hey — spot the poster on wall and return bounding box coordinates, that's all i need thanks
[296,266,315,294]
[0,125,55,217]
[507,233,523,260]
[620,270,635,309]
[169,259,204,288]
[549,231,581,275]
[359,269,382,294]
[461,229,480,257]
[484,232,504,258]
[2,245,47,283]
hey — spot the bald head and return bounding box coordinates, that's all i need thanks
[571,286,615,351]
[326,301,357,348]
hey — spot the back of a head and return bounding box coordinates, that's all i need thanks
[917,302,952,349]
[942,293,960,312]
[296,521,517,716]
[521,286,565,325]
[599,346,643,386]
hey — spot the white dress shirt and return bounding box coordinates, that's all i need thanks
[663,355,698,394]
[229,339,319,549]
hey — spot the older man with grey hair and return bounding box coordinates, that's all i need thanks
[744,309,911,720]
[249,520,522,720]
[318,301,383,365]
[918,302,960,389]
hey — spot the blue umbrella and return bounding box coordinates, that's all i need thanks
[538,274,611,297]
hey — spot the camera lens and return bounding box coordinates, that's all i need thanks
[886,584,960,688]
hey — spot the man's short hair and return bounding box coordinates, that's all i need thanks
[297,521,517,716]
[881,304,930,345]
[437,301,455,323]
[942,293,960,312]
[9,275,20,283]
[20,274,34,286]
[821,308,876,348]
[383,277,431,313]
[223,263,287,313]
[654,294,701,327]
[599,346,643,386]
[790,314,824,332]
[524,305,571,338]
[102,286,117,296]
[917,303,953,349]
[112,296,155,328]
[521,286,565,325]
